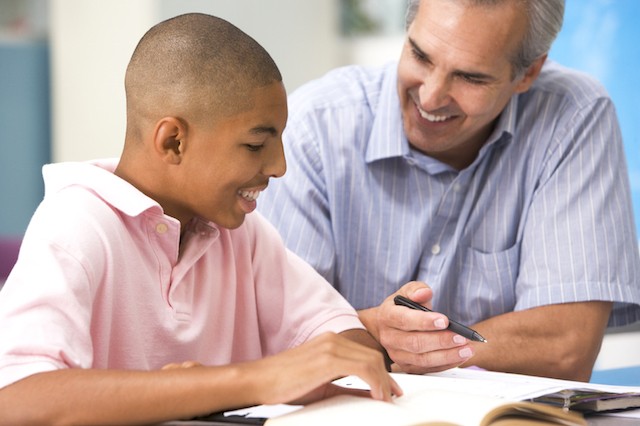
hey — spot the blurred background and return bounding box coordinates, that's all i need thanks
[1,0,638,240]
[1,0,639,376]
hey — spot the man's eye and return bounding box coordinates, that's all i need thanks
[246,144,264,152]
[411,47,427,62]
[459,74,487,85]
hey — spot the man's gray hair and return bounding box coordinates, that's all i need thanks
[404,0,564,76]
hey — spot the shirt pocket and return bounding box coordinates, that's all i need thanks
[454,243,521,324]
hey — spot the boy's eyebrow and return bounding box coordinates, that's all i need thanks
[249,125,278,136]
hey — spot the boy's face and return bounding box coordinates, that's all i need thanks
[174,81,288,229]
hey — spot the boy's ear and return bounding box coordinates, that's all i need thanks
[153,116,188,165]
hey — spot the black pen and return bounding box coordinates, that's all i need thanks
[393,295,487,343]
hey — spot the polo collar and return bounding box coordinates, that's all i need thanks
[43,158,163,218]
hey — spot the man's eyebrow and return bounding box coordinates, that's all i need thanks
[249,125,278,136]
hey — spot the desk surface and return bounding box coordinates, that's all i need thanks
[163,414,635,425]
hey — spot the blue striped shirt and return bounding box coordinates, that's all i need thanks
[258,61,640,327]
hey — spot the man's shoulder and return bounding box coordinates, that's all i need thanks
[289,62,396,110]
[532,60,610,102]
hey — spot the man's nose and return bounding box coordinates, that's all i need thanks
[418,70,451,111]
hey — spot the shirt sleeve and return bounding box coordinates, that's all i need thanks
[0,210,95,389]
[247,212,364,354]
[516,94,640,325]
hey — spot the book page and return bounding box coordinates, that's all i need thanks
[431,368,640,398]
[336,369,640,403]
[334,370,556,401]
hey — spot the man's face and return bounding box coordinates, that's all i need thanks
[171,81,288,229]
[397,0,537,169]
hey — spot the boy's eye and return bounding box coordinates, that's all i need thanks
[245,144,264,152]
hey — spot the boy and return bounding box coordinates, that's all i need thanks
[0,13,400,425]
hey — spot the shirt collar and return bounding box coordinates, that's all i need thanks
[365,62,409,164]
[43,158,224,237]
[43,158,164,218]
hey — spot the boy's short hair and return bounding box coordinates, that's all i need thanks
[125,13,283,134]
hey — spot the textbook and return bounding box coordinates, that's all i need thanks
[263,389,586,426]
[531,388,640,413]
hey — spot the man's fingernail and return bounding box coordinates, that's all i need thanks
[453,335,466,344]
[459,347,474,359]
[434,318,446,329]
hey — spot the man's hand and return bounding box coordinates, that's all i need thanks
[358,282,612,381]
[359,282,474,374]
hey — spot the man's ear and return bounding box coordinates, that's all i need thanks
[153,116,188,165]
[514,54,547,94]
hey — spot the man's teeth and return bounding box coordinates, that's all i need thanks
[418,107,449,122]
[239,190,260,202]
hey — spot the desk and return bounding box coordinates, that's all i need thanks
[587,416,640,425]
[163,412,636,425]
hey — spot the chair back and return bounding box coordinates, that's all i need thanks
[0,237,22,282]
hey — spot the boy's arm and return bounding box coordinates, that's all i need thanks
[340,328,393,371]
[0,333,401,426]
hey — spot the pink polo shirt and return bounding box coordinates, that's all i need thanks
[0,159,364,389]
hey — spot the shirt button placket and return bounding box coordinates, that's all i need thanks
[155,223,168,234]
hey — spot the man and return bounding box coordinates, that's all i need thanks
[0,13,400,425]
[259,0,640,381]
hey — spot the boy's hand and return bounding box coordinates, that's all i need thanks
[248,332,402,405]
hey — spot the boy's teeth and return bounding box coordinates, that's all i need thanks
[239,190,260,201]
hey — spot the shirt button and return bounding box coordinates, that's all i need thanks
[155,223,168,234]
[453,183,462,192]
[431,244,441,255]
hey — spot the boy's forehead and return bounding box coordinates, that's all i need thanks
[207,83,287,133]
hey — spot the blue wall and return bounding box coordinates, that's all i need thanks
[549,0,640,239]
[0,40,50,237]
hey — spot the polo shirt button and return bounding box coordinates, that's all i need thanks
[431,244,441,255]
[155,223,168,234]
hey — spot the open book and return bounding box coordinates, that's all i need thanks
[265,389,585,426]
[197,368,640,425]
